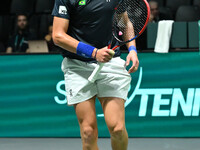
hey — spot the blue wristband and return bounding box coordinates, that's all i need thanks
[76,42,95,58]
[128,46,137,53]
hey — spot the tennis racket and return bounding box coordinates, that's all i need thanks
[88,0,150,83]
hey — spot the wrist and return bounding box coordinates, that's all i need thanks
[76,42,96,58]
[92,48,98,59]
[128,45,137,53]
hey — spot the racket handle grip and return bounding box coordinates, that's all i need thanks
[88,63,105,83]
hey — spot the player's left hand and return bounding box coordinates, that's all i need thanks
[126,51,139,73]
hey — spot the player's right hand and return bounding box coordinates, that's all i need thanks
[93,47,115,63]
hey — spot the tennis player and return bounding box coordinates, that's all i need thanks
[52,0,139,149]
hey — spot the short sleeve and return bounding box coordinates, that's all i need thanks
[52,0,71,20]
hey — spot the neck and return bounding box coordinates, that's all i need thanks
[18,30,23,35]
[18,28,27,34]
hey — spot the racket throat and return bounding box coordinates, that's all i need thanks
[112,45,120,50]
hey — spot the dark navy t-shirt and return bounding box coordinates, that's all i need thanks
[52,0,123,62]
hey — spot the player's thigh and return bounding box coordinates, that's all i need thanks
[98,97,126,131]
[74,96,98,130]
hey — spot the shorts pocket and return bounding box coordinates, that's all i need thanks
[61,58,67,73]
[113,57,126,69]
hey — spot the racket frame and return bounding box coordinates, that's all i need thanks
[88,0,150,83]
[112,0,150,50]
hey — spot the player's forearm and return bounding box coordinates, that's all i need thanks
[53,32,79,53]
[125,23,137,53]
[121,12,137,51]
[124,32,137,53]
[123,29,136,50]
[53,32,97,58]
[126,40,136,49]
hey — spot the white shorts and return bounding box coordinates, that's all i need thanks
[61,57,131,105]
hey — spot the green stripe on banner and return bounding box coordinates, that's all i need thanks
[0,52,200,137]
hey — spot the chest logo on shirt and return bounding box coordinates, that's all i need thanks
[106,0,111,2]
[79,0,86,5]
[59,6,67,15]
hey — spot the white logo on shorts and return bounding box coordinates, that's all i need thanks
[59,6,67,15]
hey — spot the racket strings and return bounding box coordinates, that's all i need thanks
[113,0,149,42]
[131,0,148,33]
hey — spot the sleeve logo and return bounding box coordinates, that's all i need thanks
[79,0,86,5]
[59,6,67,15]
